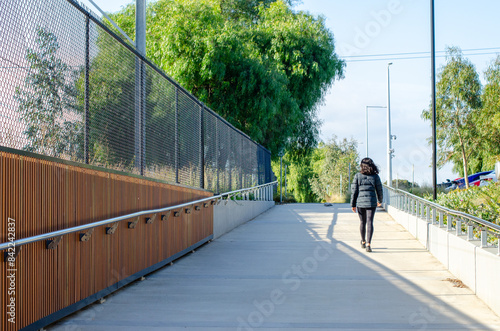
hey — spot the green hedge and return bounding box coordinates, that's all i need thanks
[433,182,500,224]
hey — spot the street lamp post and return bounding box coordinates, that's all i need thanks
[365,106,387,157]
[387,62,394,187]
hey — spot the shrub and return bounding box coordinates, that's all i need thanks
[434,182,500,224]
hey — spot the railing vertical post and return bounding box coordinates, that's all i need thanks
[439,211,444,228]
[431,207,436,224]
[425,205,430,222]
[447,216,453,231]
[481,229,488,248]
[135,0,146,176]
[84,15,90,164]
[228,142,232,191]
[467,225,474,241]
[134,62,145,175]
[456,219,462,236]
[240,137,243,190]
[200,104,204,189]
[175,88,179,184]
[215,119,219,194]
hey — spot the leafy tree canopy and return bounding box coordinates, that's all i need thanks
[14,27,82,158]
[479,55,500,167]
[309,136,359,202]
[109,0,345,157]
[422,47,482,188]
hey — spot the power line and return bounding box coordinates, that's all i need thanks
[341,46,500,59]
[343,51,500,63]
[343,51,434,58]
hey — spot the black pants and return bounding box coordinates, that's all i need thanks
[357,207,376,244]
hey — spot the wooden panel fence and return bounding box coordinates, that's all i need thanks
[0,150,213,330]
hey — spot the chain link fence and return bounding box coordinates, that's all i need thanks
[0,0,272,193]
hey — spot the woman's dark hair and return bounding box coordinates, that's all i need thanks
[360,157,379,175]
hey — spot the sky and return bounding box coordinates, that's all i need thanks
[82,0,500,185]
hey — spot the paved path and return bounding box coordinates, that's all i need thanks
[50,204,500,330]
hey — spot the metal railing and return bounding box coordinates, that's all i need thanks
[384,185,500,254]
[0,0,273,193]
[0,181,277,252]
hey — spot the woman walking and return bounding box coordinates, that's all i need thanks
[350,158,383,252]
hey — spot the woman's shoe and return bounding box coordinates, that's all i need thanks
[366,245,372,252]
[361,240,366,249]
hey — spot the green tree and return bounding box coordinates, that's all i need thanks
[272,151,318,203]
[86,22,177,176]
[219,0,298,21]
[479,55,500,167]
[253,3,344,156]
[422,47,482,188]
[85,27,137,168]
[109,0,344,157]
[309,136,359,202]
[392,179,418,191]
[14,27,82,158]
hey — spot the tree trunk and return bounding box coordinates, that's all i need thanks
[456,119,469,189]
[462,149,469,189]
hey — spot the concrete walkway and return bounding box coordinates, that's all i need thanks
[50,204,500,330]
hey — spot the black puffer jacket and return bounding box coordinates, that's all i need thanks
[350,172,383,208]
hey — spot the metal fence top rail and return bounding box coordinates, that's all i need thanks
[0,181,277,251]
[384,185,500,233]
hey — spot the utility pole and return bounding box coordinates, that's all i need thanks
[348,162,351,191]
[431,0,437,200]
[284,164,287,200]
[412,164,415,189]
[340,174,343,196]
[387,62,393,187]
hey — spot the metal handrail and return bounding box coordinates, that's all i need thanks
[0,181,277,251]
[384,185,500,233]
